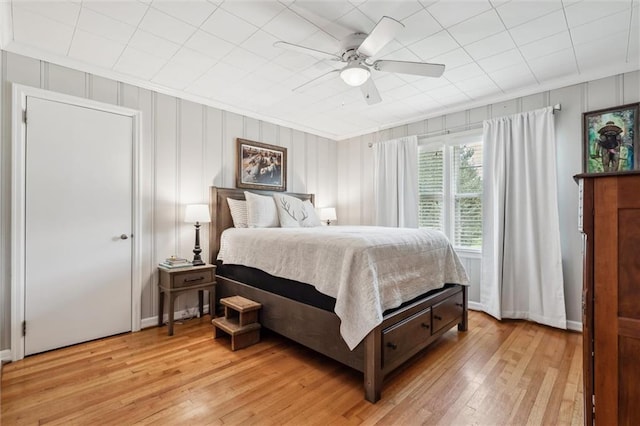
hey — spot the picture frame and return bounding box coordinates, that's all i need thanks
[583,103,639,173]
[236,138,287,191]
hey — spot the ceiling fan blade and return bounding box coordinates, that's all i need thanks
[373,60,445,78]
[357,16,404,58]
[292,69,340,93]
[273,41,341,61]
[360,77,382,105]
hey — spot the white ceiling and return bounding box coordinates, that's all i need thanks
[2,0,639,140]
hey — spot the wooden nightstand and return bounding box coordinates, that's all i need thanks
[158,264,216,336]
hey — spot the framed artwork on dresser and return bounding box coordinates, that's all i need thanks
[583,103,639,173]
[236,138,287,191]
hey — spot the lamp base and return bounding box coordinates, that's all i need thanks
[192,222,205,266]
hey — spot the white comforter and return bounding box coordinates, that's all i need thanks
[218,226,469,350]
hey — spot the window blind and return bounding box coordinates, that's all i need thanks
[418,147,444,231]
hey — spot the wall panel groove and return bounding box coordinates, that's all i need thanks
[221,110,227,188]
[0,50,8,350]
[201,105,207,201]
[174,100,181,255]
[40,61,46,89]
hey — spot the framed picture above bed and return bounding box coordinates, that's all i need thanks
[236,138,287,191]
[583,103,639,173]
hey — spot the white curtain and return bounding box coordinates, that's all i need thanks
[481,106,567,329]
[373,135,419,228]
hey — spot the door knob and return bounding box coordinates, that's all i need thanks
[120,234,129,240]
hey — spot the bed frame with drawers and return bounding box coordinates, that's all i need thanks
[209,186,468,403]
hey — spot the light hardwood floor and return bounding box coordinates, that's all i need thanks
[1,311,583,425]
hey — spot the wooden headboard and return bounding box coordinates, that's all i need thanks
[209,187,315,263]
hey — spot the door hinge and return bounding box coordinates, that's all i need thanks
[592,394,595,416]
[22,321,26,336]
[22,109,27,124]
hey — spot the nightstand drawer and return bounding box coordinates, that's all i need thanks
[173,269,214,288]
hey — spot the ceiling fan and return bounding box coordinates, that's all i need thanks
[274,16,445,105]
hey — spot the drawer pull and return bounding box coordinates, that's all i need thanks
[386,342,397,350]
[421,323,430,329]
[434,315,442,321]
[184,276,205,283]
[456,303,463,307]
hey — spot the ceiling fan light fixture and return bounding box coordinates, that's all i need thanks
[340,63,370,87]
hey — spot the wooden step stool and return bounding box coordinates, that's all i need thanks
[212,296,262,351]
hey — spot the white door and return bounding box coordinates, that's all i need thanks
[24,96,133,355]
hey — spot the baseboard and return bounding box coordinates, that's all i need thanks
[140,304,211,329]
[467,302,582,332]
[468,301,483,311]
[140,317,158,329]
[1,349,12,362]
[566,320,582,332]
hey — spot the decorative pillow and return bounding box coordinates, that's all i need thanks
[302,200,322,227]
[226,198,248,228]
[273,193,321,227]
[244,191,280,228]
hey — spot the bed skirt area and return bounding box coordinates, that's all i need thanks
[217,261,462,318]
[216,261,336,312]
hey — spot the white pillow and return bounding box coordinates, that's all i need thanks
[302,200,322,227]
[273,193,302,227]
[273,193,321,227]
[227,198,248,228]
[244,191,280,228]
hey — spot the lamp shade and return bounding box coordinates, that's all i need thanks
[340,63,370,87]
[185,204,210,223]
[318,207,337,222]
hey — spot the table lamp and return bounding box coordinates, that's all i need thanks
[319,207,337,226]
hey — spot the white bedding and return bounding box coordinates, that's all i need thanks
[217,226,469,350]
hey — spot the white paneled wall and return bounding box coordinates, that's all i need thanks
[0,51,338,350]
[337,70,640,329]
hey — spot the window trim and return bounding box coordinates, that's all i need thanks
[418,128,483,252]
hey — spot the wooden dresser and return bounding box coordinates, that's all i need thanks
[576,171,640,425]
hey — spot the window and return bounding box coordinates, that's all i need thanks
[418,131,483,251]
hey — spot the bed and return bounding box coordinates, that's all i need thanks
[209,187,469,403]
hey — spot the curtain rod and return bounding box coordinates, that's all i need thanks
[368,104,562,147]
